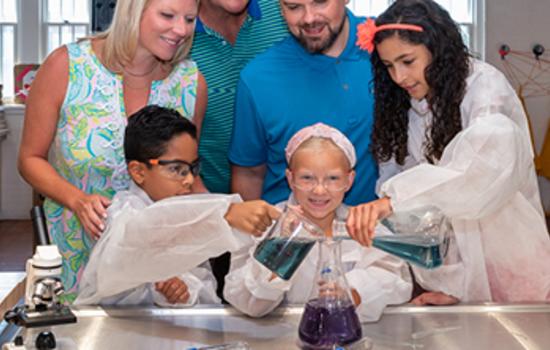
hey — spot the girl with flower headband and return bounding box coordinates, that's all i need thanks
[224,123,412,322]
[347,0,550,305]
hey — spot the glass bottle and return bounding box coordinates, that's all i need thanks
[254,206,324,280]
[298,239,362,349]
[372,206,451,269]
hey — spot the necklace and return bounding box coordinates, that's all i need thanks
[122,61,160,77]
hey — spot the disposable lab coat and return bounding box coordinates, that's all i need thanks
[223,196,412,322]
[379,59,550,302]
[75,182,251,305]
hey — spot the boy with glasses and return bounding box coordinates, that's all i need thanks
[75,105,280,306]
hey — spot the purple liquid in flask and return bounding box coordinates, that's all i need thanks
[297,238,363,349]
[299,299,362,349]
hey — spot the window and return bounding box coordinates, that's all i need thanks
[44,0,91,56]
[3,0,485,101]
[0,1,91,101]
[347,0,485,57]
[0,0,17,100]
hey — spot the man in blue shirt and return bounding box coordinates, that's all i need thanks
[229,0,378,206]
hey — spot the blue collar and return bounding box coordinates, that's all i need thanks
[195,0,262,33]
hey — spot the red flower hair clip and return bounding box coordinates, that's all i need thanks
[356,18,424,54]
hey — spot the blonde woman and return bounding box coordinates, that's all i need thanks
[18,0,206,302]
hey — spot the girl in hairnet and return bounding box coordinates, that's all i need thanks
[224,123,412,322]
[348,0,550,304]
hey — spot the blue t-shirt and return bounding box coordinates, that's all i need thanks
[229,10,378,205]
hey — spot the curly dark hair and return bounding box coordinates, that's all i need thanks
[370,0,471,164]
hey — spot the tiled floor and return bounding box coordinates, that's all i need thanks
[0,220,33,271]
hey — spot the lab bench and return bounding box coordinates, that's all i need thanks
[1,302,550,349]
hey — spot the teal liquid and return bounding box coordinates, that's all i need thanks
[372,234,443,269]
[253,237,315,280]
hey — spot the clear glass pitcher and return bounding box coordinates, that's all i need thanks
[298,239,363,350]
[253,206,324,280]
[373,206,451,269]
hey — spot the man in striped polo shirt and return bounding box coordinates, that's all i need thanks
[190,1,289,194]
[190,0,288,300]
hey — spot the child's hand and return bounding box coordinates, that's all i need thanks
[318,281,346,299]
[225,200,281,236]
[346,197,392,247]
[317,282,361,306]
[350,288,361,306]
[155,277,190,304]
[411,291,459,306]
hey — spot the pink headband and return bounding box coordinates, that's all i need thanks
[285,123,356,168]
[356,18,424,53]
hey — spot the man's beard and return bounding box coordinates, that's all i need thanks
[293,15,347,54]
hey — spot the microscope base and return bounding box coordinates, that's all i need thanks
[19,306,76,328]
[5,305,77,328]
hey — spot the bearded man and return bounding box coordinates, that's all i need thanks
[229,0,378,206]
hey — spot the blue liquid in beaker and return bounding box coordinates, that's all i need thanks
[298,299,362,349]
[372,234,443,269]
[254,237,315,280]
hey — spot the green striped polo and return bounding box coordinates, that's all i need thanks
[190,0,289,193]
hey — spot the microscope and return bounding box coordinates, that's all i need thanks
[25,243,64,309]
[16,244,76,327]
[3,207,76,349]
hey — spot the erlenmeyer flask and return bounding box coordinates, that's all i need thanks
[372,206,451,269]
[254,206,324,280]
[298,239,362,350]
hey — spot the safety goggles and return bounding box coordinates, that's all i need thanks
[290,171,351,192]
[147,158,201,180]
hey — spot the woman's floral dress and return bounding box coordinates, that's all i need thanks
[44,40,198,302]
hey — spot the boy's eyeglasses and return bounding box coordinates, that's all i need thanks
[148,158,201,180]
[290,172,350,192]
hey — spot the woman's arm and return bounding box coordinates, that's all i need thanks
[18,45,110,238]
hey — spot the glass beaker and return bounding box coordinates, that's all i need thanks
[372,206,451,269]
[253,206,324,280]
[298,239,363,350]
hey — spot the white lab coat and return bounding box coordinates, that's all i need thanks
[378,59,550,302]
[223,196,412,322]
[75,182,252,306]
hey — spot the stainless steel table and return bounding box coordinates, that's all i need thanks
[3,303,550,349]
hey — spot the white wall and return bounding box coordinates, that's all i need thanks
[0,105,32,219]
[0,0,41,219]
[485,0,550,211]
